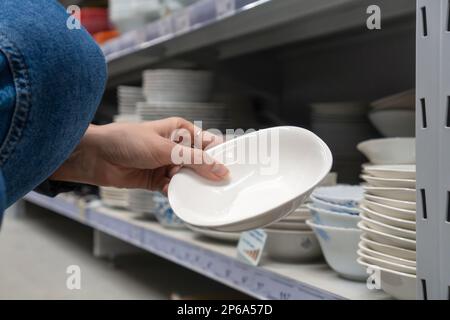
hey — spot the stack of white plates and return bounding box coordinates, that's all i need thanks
[142,69,212,103]
[117,86,144,115]
[137,101,230,130]
[358,164,416,299]
[128,189,157,219]
[99,186,129,209]
[369,90,415,137]
[306,185,366,281]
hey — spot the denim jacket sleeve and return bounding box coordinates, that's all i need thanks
[0,0,107,217]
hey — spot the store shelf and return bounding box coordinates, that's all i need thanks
[23,191,390,300]
[102,0,415,86]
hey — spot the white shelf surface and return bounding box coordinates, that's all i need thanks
[102,0,415,84]
[23,191,390,300]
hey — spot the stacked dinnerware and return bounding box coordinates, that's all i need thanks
[263,206,322,262]
[140,69,230,131]
[310,102,376,182]
[357,138,417,300]
[369,89,415,137]
[117,85,145,115]
[306,185,366,281]
[109,0,162,34]
[128,189,158,219]
[99,186,129,209]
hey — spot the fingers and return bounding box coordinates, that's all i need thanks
[169,117,224,150]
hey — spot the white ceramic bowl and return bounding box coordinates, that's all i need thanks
[363,186,416,202]
[357,138,415,165]
[363,165,416,180]
[360,205,415,230]
[360,213,416,240]
[310,194,360,215]
[358,250,416,275]
[363,200,415,221]
[357,258,416,300]
[307,204,360,229]
[358,241,416,267]
[368,109,415,137]
[264,229,322,262]
[312,185,364,208]
[306,220,366,281]
[361,175,416,189]
[364,194,416,211]
[358,222,416,250]
[370,89,415,110]
[169,127,333,232]
[360,234,416,261]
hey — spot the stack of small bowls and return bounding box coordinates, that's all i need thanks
[263,206,322,262]
[357,137,416,299]
[306,185,366,281]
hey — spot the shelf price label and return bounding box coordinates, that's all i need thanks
[236,229,267,266]
[173,8,191,35]
[216,0,236,19]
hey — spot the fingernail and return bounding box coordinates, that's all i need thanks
[211,163,229,177]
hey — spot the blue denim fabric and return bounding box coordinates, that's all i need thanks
[0,0,107,217]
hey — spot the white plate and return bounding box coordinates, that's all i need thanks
[360,205,415,230]
[360,212,416,240]
[357,138,415,165]
[306,220,366,281]
[287,208,311,220]
[363,165,416,180]
[360,234,416,261]
[307,204,360,229]
[357,258,416,300]
[267,221,310,231]
[310,194,360,215]
[186,225,240,242]
[264,229,322,262]
[358,241,416,267]
[312,185,364,207]
[364,194,416,211]
[363,186,416,202]
[368,109,415,137]
[357,250,416,275]
[363,200,415,221]
[169,127,333,232]
[361,175,416,189]
[358,222,416,250]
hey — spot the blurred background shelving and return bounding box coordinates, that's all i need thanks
[3,0,423,300]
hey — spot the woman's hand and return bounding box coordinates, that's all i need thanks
[50,117,229,194]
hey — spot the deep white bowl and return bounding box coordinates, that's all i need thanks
[306,220,366,281]
[357,138,415,165]
[264,229,322,262]
[307,204,360,229]
[169,127,332,232]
